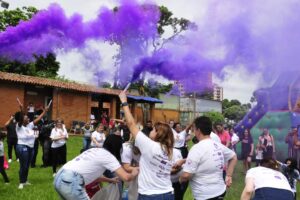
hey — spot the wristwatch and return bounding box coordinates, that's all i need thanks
[121,102,129,107]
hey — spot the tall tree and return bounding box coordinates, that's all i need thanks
[0,6,38,31]
[0,7,60,78]
[203,111,225,125]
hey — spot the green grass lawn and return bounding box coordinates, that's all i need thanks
[0,136,299,200]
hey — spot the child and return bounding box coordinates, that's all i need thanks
[0,131,9,184]
[278,158,300,200]
[255,144,263,166]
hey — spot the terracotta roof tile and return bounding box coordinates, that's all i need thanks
[0,71,120,95]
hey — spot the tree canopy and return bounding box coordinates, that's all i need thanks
[203,111,225,125]
[0,7,60,79]
[222,99,251,123]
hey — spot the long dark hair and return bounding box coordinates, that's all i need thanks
[103,134,123,162]
[154,122,174,160]
[240,129,253,140]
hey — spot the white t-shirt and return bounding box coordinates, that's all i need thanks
[121,142,140,165]
[246,167,292,192]
[28,106,35,113]
[90,131,106,147]
[82,127,92,138]
[135,131,174,195]
[183,138,235,200]
[255,149,263,160]
[210,132,221,143]
[171,148,183,183]
[16,122,36,148]
[63,148,121,185]
[50,127,68,148]
[173,130,188,148]
[231,133,239,143]
[0,141,4,157]
[90,114,95,120]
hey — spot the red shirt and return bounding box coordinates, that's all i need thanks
[217,131,230,146]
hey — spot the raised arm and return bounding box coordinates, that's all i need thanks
[119,91,139,138]
[4,116,14,127]
[33,107,49,125]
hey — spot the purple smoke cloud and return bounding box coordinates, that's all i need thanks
[1,0,300,96]
[0,0,159,62]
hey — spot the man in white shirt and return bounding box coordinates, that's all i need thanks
[180,116,237,200]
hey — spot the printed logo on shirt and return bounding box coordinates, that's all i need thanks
[150,154,172,178]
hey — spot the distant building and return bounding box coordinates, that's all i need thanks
[213,84,224,101]
[174,72,213,97]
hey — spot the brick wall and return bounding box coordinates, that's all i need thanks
[52,89,91,129]
[153,108,180,123]
[136,106,180,124]
[0,81,24,128]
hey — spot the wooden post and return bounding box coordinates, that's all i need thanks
[87,93,92,122]
[150,103,155,122]
[110,97,117,119]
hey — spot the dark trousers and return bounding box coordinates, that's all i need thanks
[16,144,34,183]
[52,144,66,173]
[206,191,226,200]
[31,139,39,167]
[7,138,18,160]
[42,139,52,166]
[172,182,188,200]
[253,188,294,200]
[0,156,9,183]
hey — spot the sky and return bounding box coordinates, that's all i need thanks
[3,0,261,103]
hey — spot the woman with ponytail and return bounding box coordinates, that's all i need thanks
[119,91,176,200]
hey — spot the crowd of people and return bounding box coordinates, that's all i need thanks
[0,92,300,200]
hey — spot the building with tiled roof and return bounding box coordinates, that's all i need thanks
[0,72,166,129]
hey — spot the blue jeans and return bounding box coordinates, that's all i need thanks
[138,192,174,200]
[82,137,91,151]
[253,187,294,200]
[54,169,89,200]
[16,144,34,183]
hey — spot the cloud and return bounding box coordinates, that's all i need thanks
[214,66,265,103]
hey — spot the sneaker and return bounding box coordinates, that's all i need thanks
[8,159,12,163]
[53,173,57,177]
[5,182,9,185]
[24,182,32,186]
[18,184,24,189]
[17,159,19,162]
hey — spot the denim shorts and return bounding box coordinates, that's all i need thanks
[54,169,89,200]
